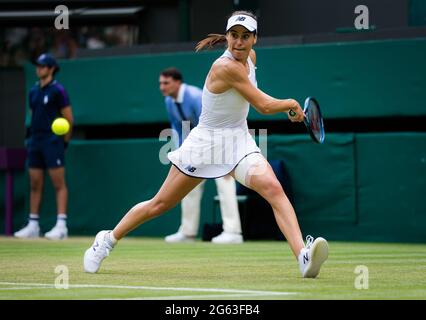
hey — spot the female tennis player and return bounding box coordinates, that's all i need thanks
[84,10,329,278]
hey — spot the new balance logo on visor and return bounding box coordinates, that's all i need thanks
[185,166,197,173]
[236,16,246,21]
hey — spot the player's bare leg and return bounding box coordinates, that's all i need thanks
[113,166,203,239]
[233,154,328,278]
[84,165,203,273]
[237,158,305,258]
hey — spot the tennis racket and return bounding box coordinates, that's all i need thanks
[289,97,325,144]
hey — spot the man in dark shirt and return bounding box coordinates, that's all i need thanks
[14,53,73,240]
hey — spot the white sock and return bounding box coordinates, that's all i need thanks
[28,214,39,227]
[298,248,308,262]
[106,231,118,247]
[56,213,67,228]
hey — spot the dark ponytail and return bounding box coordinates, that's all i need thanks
[195,34,227,52]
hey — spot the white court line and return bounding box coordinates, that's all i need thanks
[0,282,297,298]
[0,287,40,290]
[106,293,293,300]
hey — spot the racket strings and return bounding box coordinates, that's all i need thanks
[305,98,324,143]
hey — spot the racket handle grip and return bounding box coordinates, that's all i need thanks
[289,110,296,117]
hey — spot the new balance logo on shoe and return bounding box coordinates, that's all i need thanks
[84,230,114,273]
[299,237,329,278]
[303,253,309,264]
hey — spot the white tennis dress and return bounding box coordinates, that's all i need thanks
[168,49,261,178]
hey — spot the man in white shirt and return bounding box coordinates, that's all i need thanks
[159,67,243,244]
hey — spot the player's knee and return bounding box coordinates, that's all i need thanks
[257,177,284,200]
[149,198,174,218]
[266,179,284,198]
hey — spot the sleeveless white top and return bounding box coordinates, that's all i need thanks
[198,50,257,129]
[167,50,261,178]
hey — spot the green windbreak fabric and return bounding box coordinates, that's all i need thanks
[266,134,356,223]
[24,38,426,125]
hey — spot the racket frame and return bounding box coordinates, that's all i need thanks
[303,96,325,144]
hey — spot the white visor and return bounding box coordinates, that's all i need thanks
[226,14,257,33]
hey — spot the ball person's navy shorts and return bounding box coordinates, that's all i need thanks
[27,136,65,169]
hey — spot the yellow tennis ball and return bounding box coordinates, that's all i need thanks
[51,118,70,135]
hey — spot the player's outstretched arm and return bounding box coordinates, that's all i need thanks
[214,59,304,122]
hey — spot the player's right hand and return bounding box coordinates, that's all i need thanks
[287,99,304,122]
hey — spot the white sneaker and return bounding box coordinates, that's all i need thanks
[211,232,243,244]
[44,225,68,240]
[298,235,329,278]
[84,230,114,273]
[165,231,195,243]
[14,224,40,239]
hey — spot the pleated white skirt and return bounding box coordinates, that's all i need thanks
[168,124,260,179]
